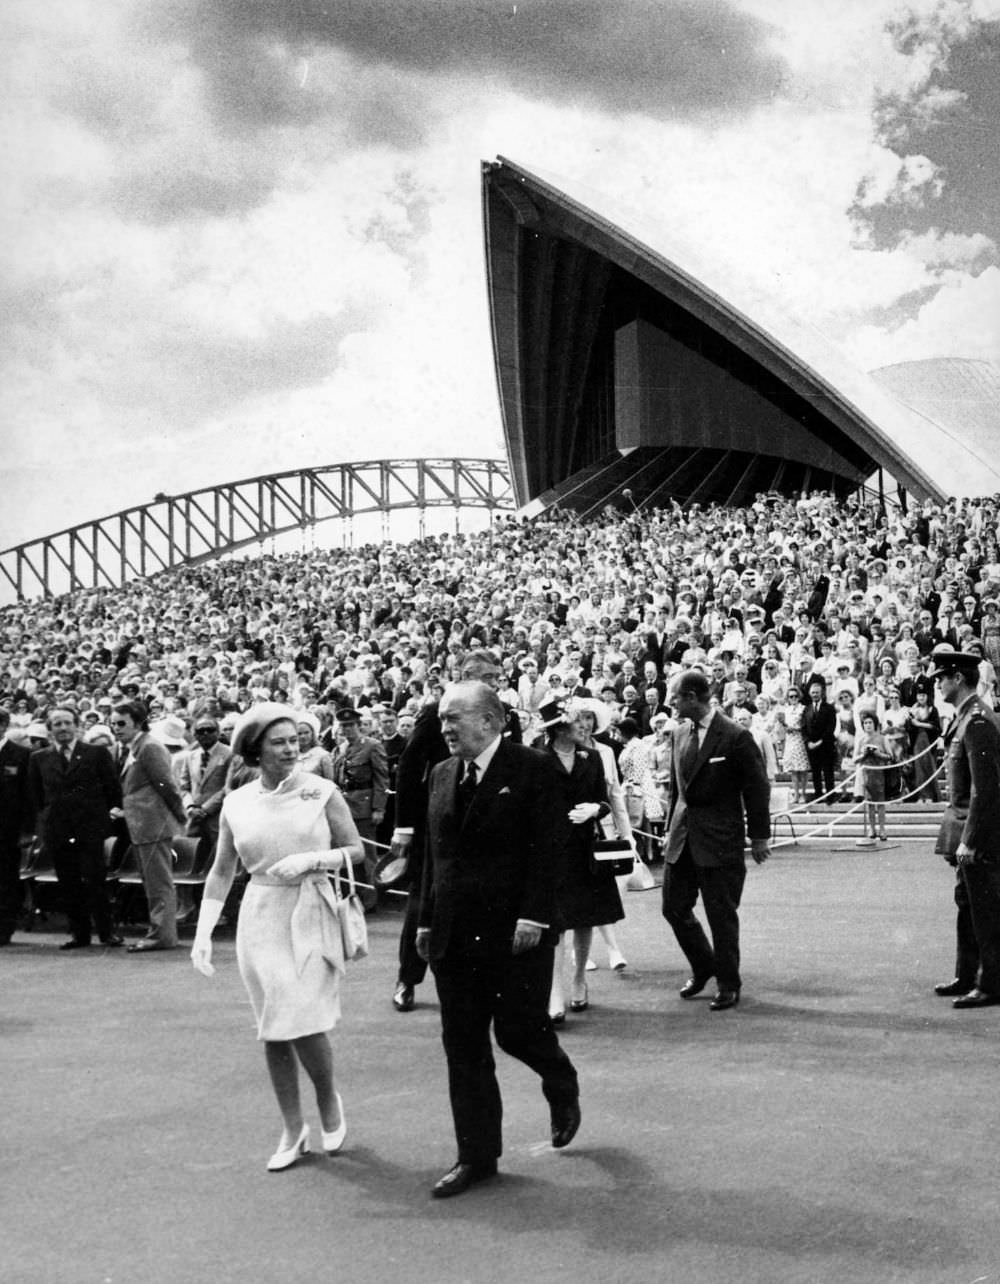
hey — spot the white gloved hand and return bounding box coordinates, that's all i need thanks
[269,848,347,881]
[568,802,601,825]
[191,897,225,977]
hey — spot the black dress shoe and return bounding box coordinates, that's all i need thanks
[952,989,1000,1009]
[934,978,973,997]
[550,1097,582,1149]
[431,1160,498,1199]
[59,939,91,951]
[100,935,125,948]
[709,990,740,1011]
[392,982,415,1012]
[679,975,712,999]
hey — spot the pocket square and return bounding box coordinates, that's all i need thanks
[708,756,727,764]
[498,786,511,795]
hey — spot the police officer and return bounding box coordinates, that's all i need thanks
[931,647,1000,1008]
[332,707,388,911]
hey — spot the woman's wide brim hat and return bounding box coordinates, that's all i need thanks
[230,702,298,759]
[373,849,411,889]
[567,696,612,736]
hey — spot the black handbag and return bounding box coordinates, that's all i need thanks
[591,831,634,877]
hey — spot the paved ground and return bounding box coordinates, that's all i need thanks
[4,841,999,1284]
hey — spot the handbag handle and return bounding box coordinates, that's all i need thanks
[337,848,357,900]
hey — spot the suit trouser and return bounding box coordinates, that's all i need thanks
[51,837,115,943]
[953,860,1000,994]
[0,837,23,940]
[661,844,747,992]
[807,747,837,800]
[432,943,579,1165]
[396,885,428,988]
[347,807,378,911]
[133,839,178,947]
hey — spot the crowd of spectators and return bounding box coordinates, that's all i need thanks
[3,490,999,828]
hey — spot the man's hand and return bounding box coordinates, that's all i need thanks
[372,810,384,826]
[568,802,600,825]
[512,922,542,954]
[956,841,978,866]
[390,830,413,858]
[187,805,206,821]
[415,927,431,961]
[109,807,125,821]
[751,839,770,865]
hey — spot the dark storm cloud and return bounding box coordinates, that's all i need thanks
[170,0,786,131]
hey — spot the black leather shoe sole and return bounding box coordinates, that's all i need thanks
[392,985,415,1012]
[431,1161,498,1199]
[709,991,740,1011]
[953,990,1000,1009]
[934,979,973,996]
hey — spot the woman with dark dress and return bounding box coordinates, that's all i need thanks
[538,699,623,1023]
[906,689,941,802]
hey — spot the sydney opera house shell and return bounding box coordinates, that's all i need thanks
[482,157,1000,516]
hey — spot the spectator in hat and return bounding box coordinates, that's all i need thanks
[295,711,334,780]
[930,649,1000,1009]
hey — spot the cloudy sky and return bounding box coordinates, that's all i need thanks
[2,0,998,548]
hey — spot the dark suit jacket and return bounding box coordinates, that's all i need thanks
[801,699,837,753]
[665,711,770,867]
[418,740,559,961]
[0,739,31,845]
[29,742,119,848]
[934,695,1000,861]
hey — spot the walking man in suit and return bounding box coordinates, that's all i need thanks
[802,678,838,802]
[662,669,771,1010]
[28,707,122,950]
[416,681,580,1198]
[930,648,1000,1008]
[111,700,187,953]
[0,709,32,945]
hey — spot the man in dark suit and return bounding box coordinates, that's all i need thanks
[332,708,388,910]
[416,681,580,1198]
[387,651,520,1014]
[662,669,770,1010]
[28,706,122,949]
[801,678,838,802]
[0,710,32,945]
[930,648,1000,1008]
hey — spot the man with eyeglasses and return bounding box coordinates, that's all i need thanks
[931,648,1000,1009]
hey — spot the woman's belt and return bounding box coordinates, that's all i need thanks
[250,871,344,977]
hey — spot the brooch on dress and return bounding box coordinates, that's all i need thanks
[300,787,322,801]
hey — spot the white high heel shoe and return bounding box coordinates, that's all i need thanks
[322,1093,347,1154]
[608,949,628,972]
[267,1123,310,1172]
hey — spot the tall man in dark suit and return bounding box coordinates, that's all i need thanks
[662,669,770,1010]
[930,648,1000,1008]
[28,707,122,949]
[416,682,580,1198]
[802,678,838,802]
[388,651,520,1014]
[0,710,32,945]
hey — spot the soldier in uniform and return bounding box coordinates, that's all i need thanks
[332,707,388,910]
[931,647,1000,1008]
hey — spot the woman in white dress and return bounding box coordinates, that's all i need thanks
[191,704,364,1171]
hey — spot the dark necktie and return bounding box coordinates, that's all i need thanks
[457,760,478,815]
[682,724,700,780]
[62,747,72,769]
[201,748,211,772]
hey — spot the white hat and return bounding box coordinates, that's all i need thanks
[567,696,612,736]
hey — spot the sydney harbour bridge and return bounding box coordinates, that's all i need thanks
[0,458,513,603]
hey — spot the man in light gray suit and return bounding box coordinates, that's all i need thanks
[174,715,232,856]
[112,700,187,953]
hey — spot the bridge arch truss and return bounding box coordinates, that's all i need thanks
[1,458,513,601]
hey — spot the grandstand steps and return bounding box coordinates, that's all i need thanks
[772,800,946,845]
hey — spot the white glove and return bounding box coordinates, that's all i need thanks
[568,802,601,825]
[269,848,347,881]
[191,897,225,977]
